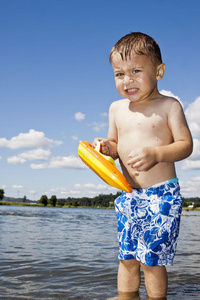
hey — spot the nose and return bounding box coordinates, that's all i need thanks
[123,75,133,85]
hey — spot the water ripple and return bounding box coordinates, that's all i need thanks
[0,206,199,299]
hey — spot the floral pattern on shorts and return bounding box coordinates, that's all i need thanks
[114,181,182,266]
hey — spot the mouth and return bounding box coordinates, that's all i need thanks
[125,88,138,95]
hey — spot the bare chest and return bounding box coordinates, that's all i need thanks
[115,109,171,144]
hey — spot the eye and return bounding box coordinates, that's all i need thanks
[132,70,140,74]
[115,72,124,77]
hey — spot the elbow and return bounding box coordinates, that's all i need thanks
[190,141,193,155]
[186,139,193,158]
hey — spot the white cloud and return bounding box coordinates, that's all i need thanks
[29,190,36,194]
[160,90,183,106]
[88,122,108,132]
[185,96,200,123]
[12,185,23,189]
[31,155,87,169]
[20,148,51,161]
[75,112,85,121]
[0,129,62,149]
[0,156,2,160]
[71,135,79,141]
[48,186,83,196]
[185,96,200,138]
[189,123,200,138]
[60,190,81,195]
[45,182,120,198]
[190,139,200,160]
[46,183,117,198]
[181,139,200,170]
[73,183,118,195]
[7,148,51,165]
[100,112,108,117]
[180,176,200,197]
[181,160,200,170]
[7,156,26,165]
[74,183,107,190]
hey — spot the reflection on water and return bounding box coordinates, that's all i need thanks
[0,206,199,299]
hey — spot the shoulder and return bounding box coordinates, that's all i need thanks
[159,96,187,129]
[109,98,129,111]
[158,95,183,113]
[163,96,182,105]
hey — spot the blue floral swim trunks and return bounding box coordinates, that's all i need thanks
[114,179,182,266]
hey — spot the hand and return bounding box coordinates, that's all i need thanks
[127,147,158,172]
[92,138,111,156]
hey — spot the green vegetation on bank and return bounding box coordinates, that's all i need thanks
[38,193,120,208]
[0,189,4,200]
[0,201,43,207]
[182,197,200,209]
[0,188,200,209]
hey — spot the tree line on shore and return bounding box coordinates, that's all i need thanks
[0,189,200,208]
[38,192,121,207]
[44,195,200,208]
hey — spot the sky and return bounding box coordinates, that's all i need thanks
[1,0,200,200]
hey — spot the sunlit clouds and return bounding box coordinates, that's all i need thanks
[1,93,200,199]
[0,129,62,149]
[75,112,85,121]
[185,96,200,138]
[31,155,86,169]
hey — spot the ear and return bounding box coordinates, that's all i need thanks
[156,63,165,80]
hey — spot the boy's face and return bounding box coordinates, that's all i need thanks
[111,51,164,104]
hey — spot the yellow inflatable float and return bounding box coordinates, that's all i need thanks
[78,141,132,193]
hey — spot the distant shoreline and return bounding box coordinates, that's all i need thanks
[0,201,200,211]
[0,201,112,209]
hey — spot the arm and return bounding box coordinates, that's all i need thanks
[92,102,119,159]
[157,100,193,161]
[106,101,119,159]
[127,100,193,171]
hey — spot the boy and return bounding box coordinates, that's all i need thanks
[93,32,193,299]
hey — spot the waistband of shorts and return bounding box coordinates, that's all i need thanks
[128,178,179,193]
[150,178,178,188]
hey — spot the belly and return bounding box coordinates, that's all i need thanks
[119,159,177,189]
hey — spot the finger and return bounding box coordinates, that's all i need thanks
[127,157,140,166]
[128,150,140,158]
[92,138,102,148]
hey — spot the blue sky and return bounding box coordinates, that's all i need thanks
[1,0,200,200]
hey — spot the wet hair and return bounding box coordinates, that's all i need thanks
[109,32,163,65]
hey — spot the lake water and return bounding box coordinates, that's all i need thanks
[0,205,199,299]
